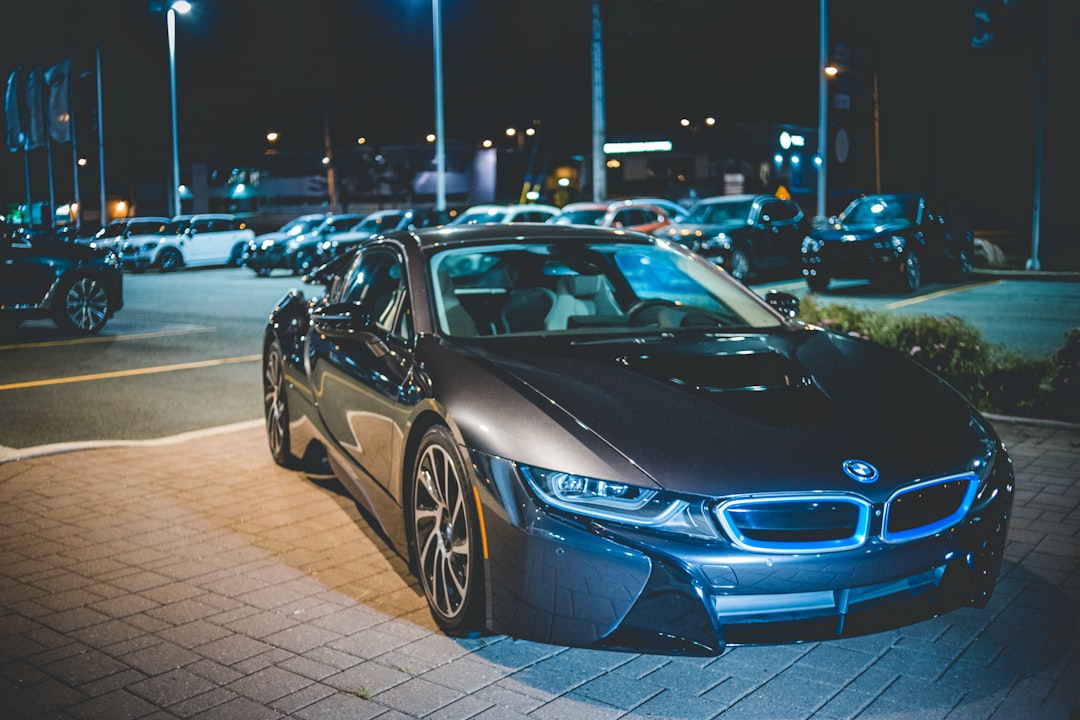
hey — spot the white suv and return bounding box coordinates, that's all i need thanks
[122,214,255,271]
[450,203,560,225]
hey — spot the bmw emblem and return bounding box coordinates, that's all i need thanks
[843,459,879,484]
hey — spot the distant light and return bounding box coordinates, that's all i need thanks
[606,159,621,169]
[557,177,570,187]
[525,190,540,201]
[426,133,436,143]
[482,139,493,148]
[115,200,127,215]
[779,131,791,149]
[525,127,536,136]
[265,131,279,143]
[232,183,247,197]
[774,154,784,164]
[679,118,691,127]
[791,134,805,147]
[814,155,823,166]
[321,156,330,165]
[824,65,839,77]
[356,136,366,145]
[77,157,87,167]
[704,117,716,126]
[505,127,517,137]
[171,0,192,13]
[603,140,672,154]
[791,154,801,165]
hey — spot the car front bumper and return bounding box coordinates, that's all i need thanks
[471,450,1014,656]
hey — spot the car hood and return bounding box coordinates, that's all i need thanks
[430,328,990,500]
[813,220,912,243]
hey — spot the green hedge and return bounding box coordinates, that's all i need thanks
[797,297,1079,423]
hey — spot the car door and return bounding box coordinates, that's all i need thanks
[308,245,414,491]
[0,235,57,307]
[758,200,804,268]
[183,217,215,264]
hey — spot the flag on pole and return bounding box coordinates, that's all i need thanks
[24,66,45,150]
[4,69,23,153]
[45,57,72,144]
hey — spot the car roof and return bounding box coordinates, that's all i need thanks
[387,222,659,253]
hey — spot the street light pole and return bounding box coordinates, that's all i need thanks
[816,0,827,220]
[432,0,446,212]
[167,1,191,218]
[826,64,880,194]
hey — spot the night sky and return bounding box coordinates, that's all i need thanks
[1,0,1077,236]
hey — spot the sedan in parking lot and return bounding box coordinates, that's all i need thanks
[245,213,366,276]
[242,213,329,276]
[800,193,975,293]
[655,194,808,281]
[1,224,123,334]
[262,223,1013,655]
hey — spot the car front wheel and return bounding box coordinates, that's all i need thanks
[410,425,484,635]
[899,251,921,292]
[52,274,111,334]
[158,247,183,272]
[263,339,300,468]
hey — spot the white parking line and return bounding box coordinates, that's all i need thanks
[0,419,264,464]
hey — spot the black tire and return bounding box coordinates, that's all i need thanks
[899,251,921,292]
[52,274,112,334]
[158,247,184,272]
[726,248,751,281]
[806,273,830,293]
[409,425,485,635]
[229,243,245,267]
[263,339,301,468]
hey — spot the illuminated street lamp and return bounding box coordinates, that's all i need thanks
[167,0,192,217]
[826,63,880,193]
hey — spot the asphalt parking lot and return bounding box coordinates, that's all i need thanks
[1,417,1077,720]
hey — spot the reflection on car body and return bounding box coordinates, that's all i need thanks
[262,223,1013,656]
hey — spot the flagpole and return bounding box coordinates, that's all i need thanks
[66,55,81,234]
[96,43,107,227]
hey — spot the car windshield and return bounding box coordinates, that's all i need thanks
[840,195,920,226]
[282,218,323,236]
[352,213,405,234]
[451,207,508,224]
[683,199,754,225]
[428,240,782,338]
[551,209,606,226]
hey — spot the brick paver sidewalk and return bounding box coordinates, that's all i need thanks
[1,419,1077,720]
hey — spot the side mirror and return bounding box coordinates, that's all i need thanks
[311,303,389,356]
[764,290,800,319]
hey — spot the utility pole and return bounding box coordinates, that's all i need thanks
[591,0,606,202]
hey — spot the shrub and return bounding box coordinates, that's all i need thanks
[797,297,1076,422]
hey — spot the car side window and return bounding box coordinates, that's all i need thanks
[341,248,410,338]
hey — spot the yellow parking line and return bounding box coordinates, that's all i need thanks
[885,280,1004,310]
[0,326,213,351]
[0,355,261,391]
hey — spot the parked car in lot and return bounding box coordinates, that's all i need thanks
[1,223,123,334]
[548,202,609,227]
[83,217,169,254]
[121,214,255,272]
[800,193,975,293]
[246,213,367,276]
[450,203,560,225]
[655,194,808,281]
[602,200,675,234]
[614,196,690,223]
[261,222,1013,655]
[241,213,329,276]
[312,208,451,266]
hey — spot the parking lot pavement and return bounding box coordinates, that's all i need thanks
[1,418,1077,720]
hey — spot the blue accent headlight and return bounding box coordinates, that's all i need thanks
[518,464,719,539]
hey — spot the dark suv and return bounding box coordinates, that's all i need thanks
[1,225,124,335]
[653,194,807,281]
[800,193,974,293]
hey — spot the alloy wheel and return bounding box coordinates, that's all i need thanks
[58,276,110,333]
[263,341,290,465]
[412,433,474,627]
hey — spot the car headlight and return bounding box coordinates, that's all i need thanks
[520,464,720,539]
[801,236,822,253]
[699,232,730,251]
[260,239,276,250]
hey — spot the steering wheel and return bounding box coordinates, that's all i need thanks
[626,299,678,326]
